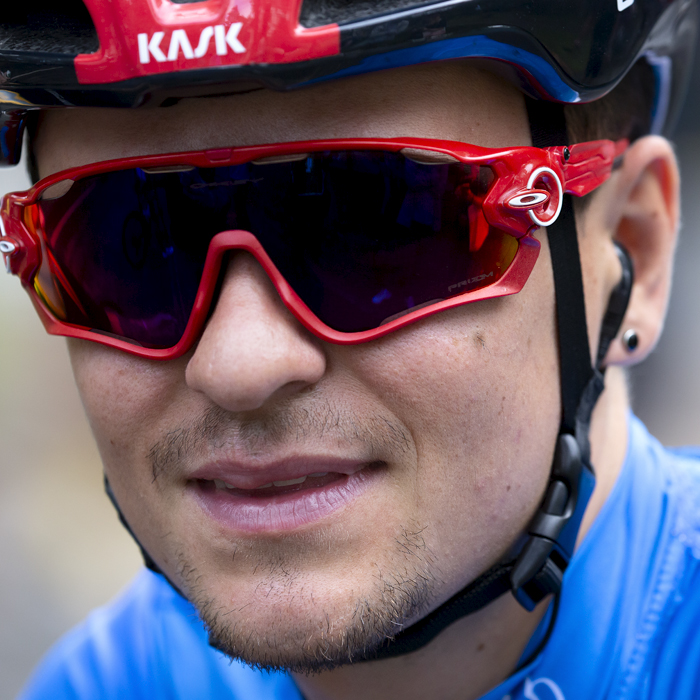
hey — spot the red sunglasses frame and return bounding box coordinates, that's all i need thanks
[0,137,626,359]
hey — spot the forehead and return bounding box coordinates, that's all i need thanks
[34,62,531,173]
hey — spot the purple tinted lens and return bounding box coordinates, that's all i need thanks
[31,150,518,347]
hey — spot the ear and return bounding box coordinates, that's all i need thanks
[600,135,679,367]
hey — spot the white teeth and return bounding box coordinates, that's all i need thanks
[273,476,308,487]
[214,473,330,491]
[213,479,236,490]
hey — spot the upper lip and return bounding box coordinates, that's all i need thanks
[190,456,370,490]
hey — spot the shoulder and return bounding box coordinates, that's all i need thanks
[640,441,700,699]
[585,419,700,698]
[18,569,299,700]
[506,417,700,700]
[589,416,700,567]
[626,423,700,583]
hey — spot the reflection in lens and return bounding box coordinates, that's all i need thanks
[30,149,519,346]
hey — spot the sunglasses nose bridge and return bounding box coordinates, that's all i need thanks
[185,230,327,413]
[205,228,297,305]
[185,228,313,344]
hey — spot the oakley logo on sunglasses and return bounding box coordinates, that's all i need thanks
[511,168,563,228]
[137,24,246,65]
[0,237,18,273]
[506,189,550,209]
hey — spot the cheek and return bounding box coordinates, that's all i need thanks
[70,341,175,452]
[340,280,560,585]
[67,339,190,511]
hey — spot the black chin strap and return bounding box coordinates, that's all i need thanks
[105,100,633,663]
[104,476,187,598]
[509,100,601,612]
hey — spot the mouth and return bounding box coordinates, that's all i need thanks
[189,460,386,533]
[203,470,352,495]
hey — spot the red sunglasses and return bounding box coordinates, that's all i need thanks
[0,137,625,360]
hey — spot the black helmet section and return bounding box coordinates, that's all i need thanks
[332,0,697,104]
[0,0,697,165]
[643,0,698,135]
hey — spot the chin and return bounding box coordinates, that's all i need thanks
[175,527,441,672]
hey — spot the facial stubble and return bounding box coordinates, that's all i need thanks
[181,523,439,672]
[147,402,442,672]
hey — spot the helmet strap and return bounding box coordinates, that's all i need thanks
[359,100,626,661]
[104,476,186,598]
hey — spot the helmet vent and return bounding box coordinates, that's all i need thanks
[0,5,99,55]
[300,0,432,27]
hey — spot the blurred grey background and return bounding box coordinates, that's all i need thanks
[630,61,700,443]
[0,176,142,698]
[1,56,700,699]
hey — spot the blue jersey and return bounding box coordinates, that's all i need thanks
[18,416,700,700]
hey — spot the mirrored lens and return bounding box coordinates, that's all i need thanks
[29,149,519,347]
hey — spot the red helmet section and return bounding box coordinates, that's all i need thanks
[74,0,340,85]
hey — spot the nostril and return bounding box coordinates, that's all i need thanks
[185,355,324,414]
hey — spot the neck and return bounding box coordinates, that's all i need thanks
[579,366,629,543]
[293,368,630,700]
[294,592,547,700]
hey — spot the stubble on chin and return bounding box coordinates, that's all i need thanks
[179,522,440,673]
[142,400,442,671]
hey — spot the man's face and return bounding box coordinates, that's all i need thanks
[35,63,563,669]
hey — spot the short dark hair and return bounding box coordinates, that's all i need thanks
[566,60,656,145]
[564,60,656,214]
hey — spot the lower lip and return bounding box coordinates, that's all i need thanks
[190,467,379,533]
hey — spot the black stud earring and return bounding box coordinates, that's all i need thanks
[622,329,639,352]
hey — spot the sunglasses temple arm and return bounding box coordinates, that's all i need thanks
[552,139,629,197]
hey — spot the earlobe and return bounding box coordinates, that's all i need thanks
[601,136,679,368]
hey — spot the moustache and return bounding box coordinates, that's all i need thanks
[147,400,412,481]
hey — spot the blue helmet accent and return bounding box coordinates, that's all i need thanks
[316,34,580,103]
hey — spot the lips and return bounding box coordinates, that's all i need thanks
[189,459,384,533]
[191,456,368,490]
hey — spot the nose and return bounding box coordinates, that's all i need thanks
[185,253,327,412]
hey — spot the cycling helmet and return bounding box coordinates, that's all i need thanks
[0,0,696,165]
[1,0,696,662]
